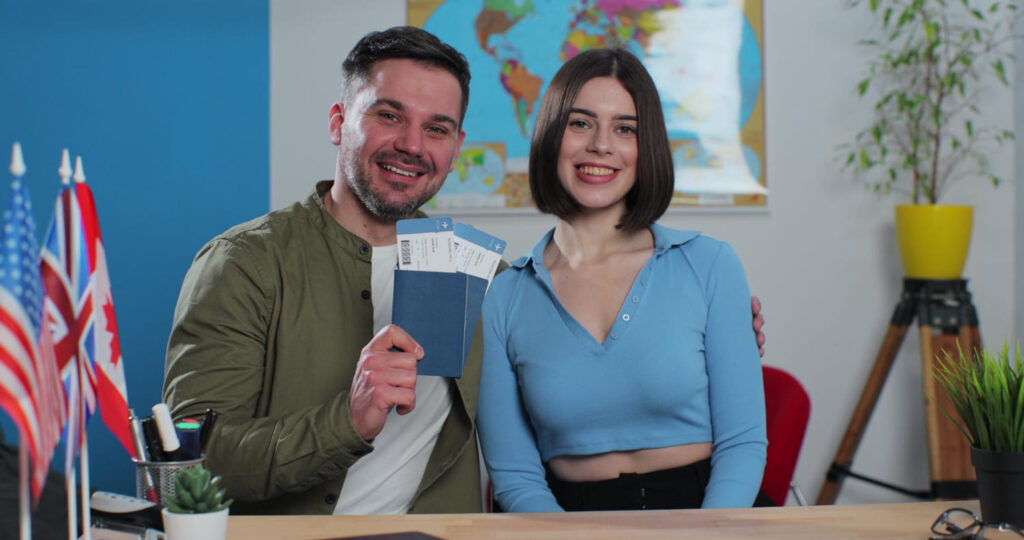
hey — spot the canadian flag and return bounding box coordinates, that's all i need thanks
[75,180,133,456]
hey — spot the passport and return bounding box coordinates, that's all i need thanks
[391,269,487,378]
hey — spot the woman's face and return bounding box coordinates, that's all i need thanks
[556,76,639,215]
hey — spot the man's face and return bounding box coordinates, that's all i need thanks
[336,58,465,222]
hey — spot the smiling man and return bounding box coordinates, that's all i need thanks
[162,26,484,515]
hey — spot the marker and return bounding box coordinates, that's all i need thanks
[151,403,185,461]
[175,421,201,460]
[140,417,165,462]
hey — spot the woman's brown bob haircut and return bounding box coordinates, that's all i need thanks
[529,48,674,231]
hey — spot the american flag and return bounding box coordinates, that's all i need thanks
[0,165,66,501]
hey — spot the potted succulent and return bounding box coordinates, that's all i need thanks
[842,0,1018,279]
[161,465,234,540]
[935,341,1024,527]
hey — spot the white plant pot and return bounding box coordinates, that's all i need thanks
[162,507,229,540]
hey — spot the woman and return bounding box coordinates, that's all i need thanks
[477,48,767,513]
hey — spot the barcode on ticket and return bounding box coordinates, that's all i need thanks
[400,240,412,266]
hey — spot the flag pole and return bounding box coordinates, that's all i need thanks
[80,419,91,540]
[19,443,31,540]
[65,378,78,540]
[72,155,93,540]
[11,142,32,540]
[58,149,80,540]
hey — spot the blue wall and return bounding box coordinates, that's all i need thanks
[0,0,269,495]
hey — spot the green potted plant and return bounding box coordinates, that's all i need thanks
[935,341,1024,527]
[161,465,234,540]
[842,0,1018,279]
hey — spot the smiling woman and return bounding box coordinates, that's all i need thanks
[529,49,673,233]
[477,48,769,514]
[555,76,639,214]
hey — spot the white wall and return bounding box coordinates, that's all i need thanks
[271,0,1019,505]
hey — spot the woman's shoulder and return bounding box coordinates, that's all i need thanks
[652,225,745,284]
[651,223,730,255]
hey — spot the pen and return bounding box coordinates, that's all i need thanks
[199,408,218,454]
[127,409,149,461]
[151,403,185,462]
[129,409,158,502]
[140,416,166,462]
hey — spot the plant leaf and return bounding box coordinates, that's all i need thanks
[993,59,1008,84]
[858,78,871,96]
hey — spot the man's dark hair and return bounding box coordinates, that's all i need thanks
[342,26,471,125]
[529,48,673,231]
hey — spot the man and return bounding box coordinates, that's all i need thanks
[163,26,766,516]
[164,26,481,515]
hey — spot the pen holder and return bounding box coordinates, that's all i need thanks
[132,455,205,506]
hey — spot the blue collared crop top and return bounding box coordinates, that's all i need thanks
[476,224,767,512]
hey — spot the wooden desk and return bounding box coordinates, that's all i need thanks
[227,500,976,539]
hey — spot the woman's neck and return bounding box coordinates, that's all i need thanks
[548,209,650,267]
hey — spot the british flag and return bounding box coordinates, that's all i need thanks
[40,181,97,457]
[0,152,66,501]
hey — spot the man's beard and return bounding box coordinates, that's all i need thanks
[341,147,441,223]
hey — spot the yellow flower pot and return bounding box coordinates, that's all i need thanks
[894,205,973,279]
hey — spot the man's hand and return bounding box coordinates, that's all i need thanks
[752,296,766,358]
[349,324,423,441]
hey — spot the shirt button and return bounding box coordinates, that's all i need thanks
[360,290,371,300]
[622,314,631,322]
[325,493,337,505]
[632,296,639,303]
[359,244,369,255]
[611,333,618,339]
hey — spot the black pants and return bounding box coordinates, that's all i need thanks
[545,458,776,511]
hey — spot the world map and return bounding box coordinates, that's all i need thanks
[410,0,766,210]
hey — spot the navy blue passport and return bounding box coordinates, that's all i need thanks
[392,270,487,378]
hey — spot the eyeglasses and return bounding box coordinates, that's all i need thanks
[930,508,1024,540]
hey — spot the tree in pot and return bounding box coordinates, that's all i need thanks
[842,0,1019,279]
[162,465,234,540]
[936,341,1024,527]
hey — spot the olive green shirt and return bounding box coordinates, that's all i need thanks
[163,181,485,514]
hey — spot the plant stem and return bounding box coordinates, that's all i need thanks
[927,14,948,205]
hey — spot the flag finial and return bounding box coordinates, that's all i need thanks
[10,142,25,177]
[58,149,71,185]
[73,156,86,183]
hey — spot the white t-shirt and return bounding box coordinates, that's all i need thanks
[333,244,453,514]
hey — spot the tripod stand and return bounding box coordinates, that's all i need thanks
[817,278,981,504]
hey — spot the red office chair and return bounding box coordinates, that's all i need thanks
[759,365,811,506]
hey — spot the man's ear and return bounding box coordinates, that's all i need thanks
[447,129,467,173]
[329,102,345,146]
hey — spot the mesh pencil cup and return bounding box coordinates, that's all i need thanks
[132,455,205,505]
